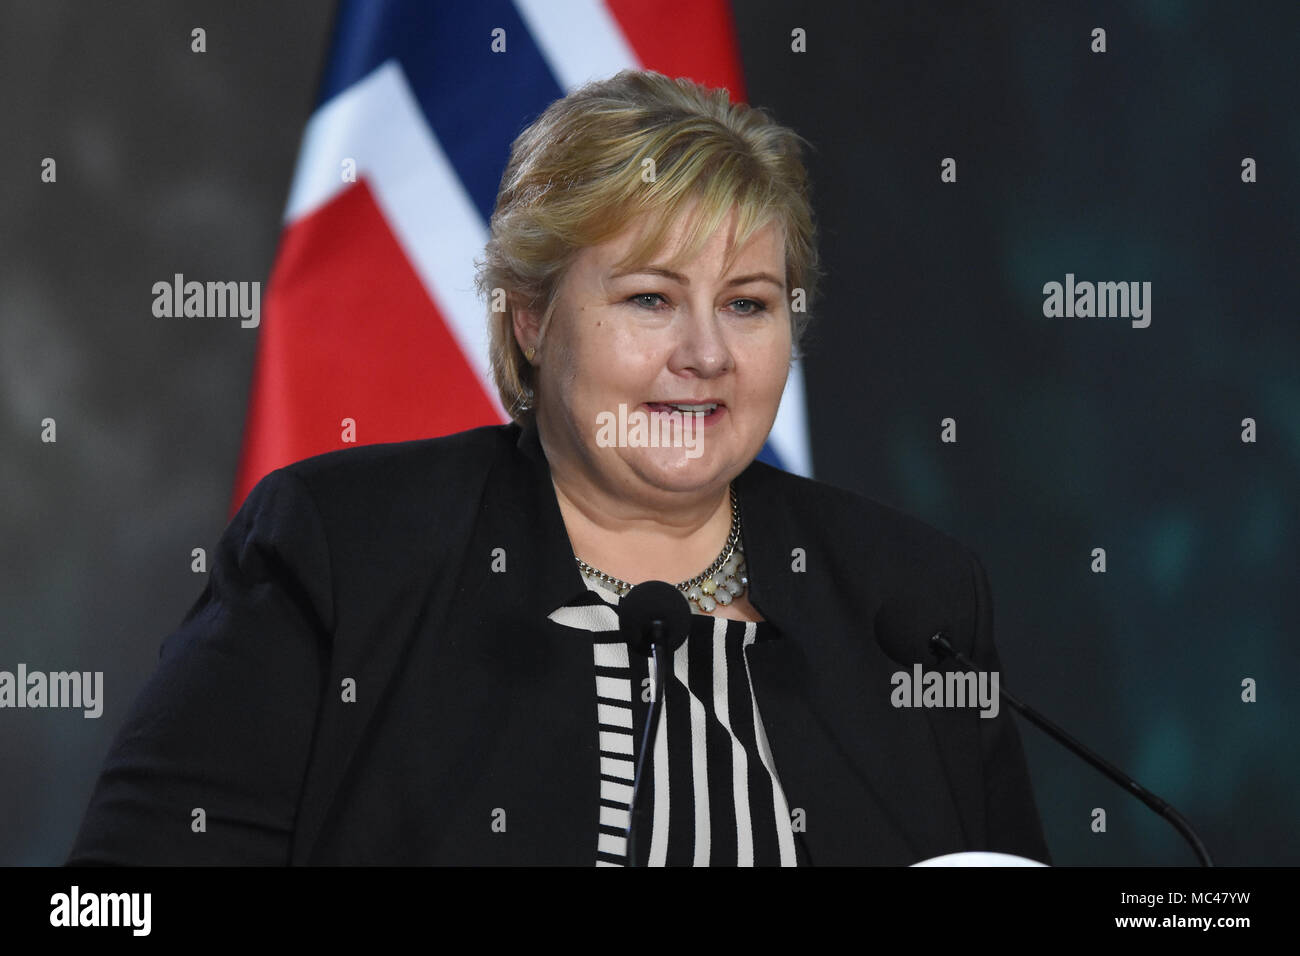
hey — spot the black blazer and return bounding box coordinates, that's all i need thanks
[67,417,1051,866]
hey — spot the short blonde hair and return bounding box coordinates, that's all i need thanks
[474,69,822,423]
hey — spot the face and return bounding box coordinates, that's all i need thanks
[521,202,792,502]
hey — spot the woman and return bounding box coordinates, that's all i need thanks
[67,70,1050,866]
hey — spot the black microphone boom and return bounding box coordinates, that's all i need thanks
[874,598,1214,867]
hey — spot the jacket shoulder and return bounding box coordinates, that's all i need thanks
[283,422,508,480]
[242,425,517,580]
[276,423,512,510]
[741,459,976,569]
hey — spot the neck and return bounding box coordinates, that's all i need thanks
[540,431,734,587]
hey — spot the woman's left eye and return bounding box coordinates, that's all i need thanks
[627,293,766,315]
[729,298,766,315]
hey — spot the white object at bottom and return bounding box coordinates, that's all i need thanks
[911,851,1048,867]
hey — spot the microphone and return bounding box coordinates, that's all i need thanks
[616,581,692,866]
[874,596,1215,867]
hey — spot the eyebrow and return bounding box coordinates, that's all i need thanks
[610,266,785,289]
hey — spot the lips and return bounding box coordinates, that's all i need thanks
[645,400,724,413]
[642,401,727,425]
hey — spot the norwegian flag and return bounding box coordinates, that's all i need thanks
[231,0,812,514]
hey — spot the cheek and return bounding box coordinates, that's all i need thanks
[755,334,792,390]
[580,327,660,381]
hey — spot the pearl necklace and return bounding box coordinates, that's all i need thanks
[574,482,749,614]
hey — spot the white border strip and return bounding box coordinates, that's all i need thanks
[283,61,507,422]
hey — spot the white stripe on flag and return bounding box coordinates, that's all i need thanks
[282,60,505,421]
[770,361,812,477]
[512,0,641,91]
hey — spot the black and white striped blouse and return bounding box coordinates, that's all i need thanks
[548,578,800,866]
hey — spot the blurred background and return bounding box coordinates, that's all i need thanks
[1,0,1296,865]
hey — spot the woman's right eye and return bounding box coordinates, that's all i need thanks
[628,293,668,309]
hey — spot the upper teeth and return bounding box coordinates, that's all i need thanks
[665,403,716,412]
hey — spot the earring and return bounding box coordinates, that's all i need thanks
[525,346,536,361]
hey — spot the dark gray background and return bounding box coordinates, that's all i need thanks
[2,0,1296,865]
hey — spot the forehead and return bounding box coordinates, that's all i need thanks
[586,204,785,277]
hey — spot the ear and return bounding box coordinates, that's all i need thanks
[511,296,542,357]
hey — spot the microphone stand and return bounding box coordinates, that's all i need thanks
[928,632,1214,867]
[625,621,668,867]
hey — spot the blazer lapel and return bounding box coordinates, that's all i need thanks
[735,462,972,864]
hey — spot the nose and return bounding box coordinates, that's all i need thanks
[667,299,734,377]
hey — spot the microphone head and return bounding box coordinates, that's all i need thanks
[618,580,693,658]
[873,594,952,666]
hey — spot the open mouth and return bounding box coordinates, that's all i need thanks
[643,401,726,423]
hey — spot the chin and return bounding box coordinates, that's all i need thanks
[625,452,738,495]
